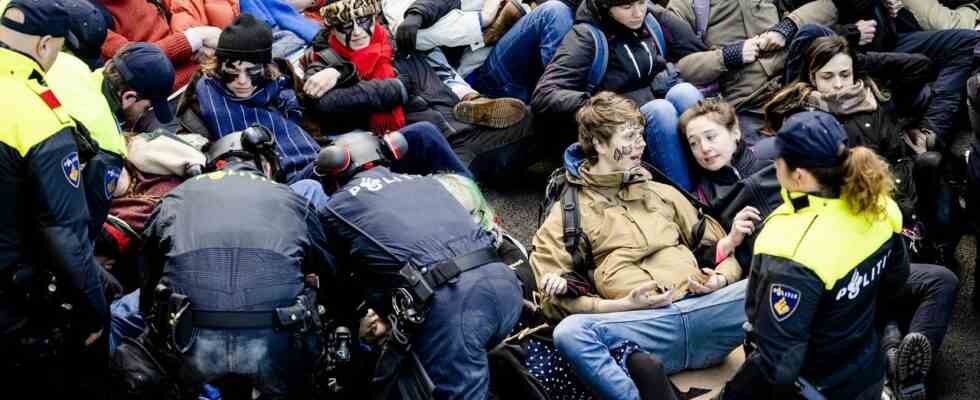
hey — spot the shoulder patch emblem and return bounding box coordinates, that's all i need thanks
[770,284,801,322]
[62,152,80,188]
[104,168,121,199]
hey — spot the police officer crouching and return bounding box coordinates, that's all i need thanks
[315,130,523,400]
[718,112,911,400]
[140,125,333,399]
[0,0,111,396]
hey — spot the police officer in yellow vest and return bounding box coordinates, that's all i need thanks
[719,111,911,400]
[0,0,109,395]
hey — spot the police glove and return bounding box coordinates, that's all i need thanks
[396,13,423,55]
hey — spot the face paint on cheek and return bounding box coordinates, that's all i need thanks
[613,144,633,162]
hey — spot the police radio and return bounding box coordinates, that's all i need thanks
[314,130,408,187]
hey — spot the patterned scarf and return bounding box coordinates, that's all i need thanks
[805,80,880,116]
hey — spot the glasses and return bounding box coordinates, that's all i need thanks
[219,61,266,85]
[336,16,374,35]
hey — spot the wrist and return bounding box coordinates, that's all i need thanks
[183,30,204,53]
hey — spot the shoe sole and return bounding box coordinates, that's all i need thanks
[454,98,527,129]
[894,333,931,400]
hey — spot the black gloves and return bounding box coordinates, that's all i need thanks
[396,13,423,55]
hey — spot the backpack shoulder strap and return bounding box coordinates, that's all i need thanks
[585,24,609,96]
[692,0,710,39]
[559,184,595,279]
[644,13,667,57]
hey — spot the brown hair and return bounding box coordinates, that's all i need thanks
[576,92,644,159]
[678,97,739,140]
[798,146,895,219]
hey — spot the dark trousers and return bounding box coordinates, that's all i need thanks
[894,29,980,140]
[413,262,523,400]
[882,263,959,350]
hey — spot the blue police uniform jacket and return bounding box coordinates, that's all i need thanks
[723,191,911,400]
[320,167,497,314]
[141,166,334,315]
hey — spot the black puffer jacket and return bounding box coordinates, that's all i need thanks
[531,0,705,119]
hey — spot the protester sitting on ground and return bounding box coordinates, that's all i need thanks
[532,0,708,190]
[796,0,980,145]
[530,93,746,400]
[678,98,780,268]
[665,0,837,146]
[240,0,322,58]
[301,0,537,184]
[167,0,239,32]
[764,32,958,269]
[100,0,226,131]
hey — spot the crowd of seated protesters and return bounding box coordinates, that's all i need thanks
[17,0,980,398]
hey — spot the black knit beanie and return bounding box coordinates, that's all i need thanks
[216,14,273,65]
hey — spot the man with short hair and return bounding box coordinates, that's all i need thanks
[0,0,110,396]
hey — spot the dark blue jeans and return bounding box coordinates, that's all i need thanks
[396,121,474,179]
[467,0,574,102]
[894,29,980,140]
[883,263,959,350]
[413,262,523,399]
[183,327,319,398]
[640,83,703,191]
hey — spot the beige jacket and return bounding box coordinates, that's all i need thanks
[530,162,740,321]
[904,0,980,30]
[667,0,838,111]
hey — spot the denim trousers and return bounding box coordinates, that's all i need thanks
[412,262,523,400]
[467,0,574,102]
[639,83,703,192]
[553,279,748,400]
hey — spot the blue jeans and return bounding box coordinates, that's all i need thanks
[413,262,523,399]
[109,290,145,355]
[553,279,748,400]
[395,121,474,179]
[640,83,702,192]
[183,327,319,397]
[290,179,330,210]
[467,0,574,102]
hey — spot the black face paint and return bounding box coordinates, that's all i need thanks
[613,144,633,162]
[219,61,266,87]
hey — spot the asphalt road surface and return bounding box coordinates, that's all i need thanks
[484,162,980,400]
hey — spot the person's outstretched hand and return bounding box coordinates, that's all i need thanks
[625,281,675,310]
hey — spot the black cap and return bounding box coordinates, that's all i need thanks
[113,43,176,123]
[63,0,107,69]
[216,14,272,65]
[775,111,849,168]
[1,0,70,37]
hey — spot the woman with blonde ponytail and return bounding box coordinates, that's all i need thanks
[718,111,930,400]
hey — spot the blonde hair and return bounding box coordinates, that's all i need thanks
[678,97,739,140]
[802,146,896,219]
[576,92,644,159]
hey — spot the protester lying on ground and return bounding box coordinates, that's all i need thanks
[315,130,523,400]
[532,0,708,190]
[301,0,537,184]
[99,0,227,131]
[530,93,746,400]
[666,0,837,145]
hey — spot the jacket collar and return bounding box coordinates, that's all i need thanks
[0,43,47,84]
[780,190,844,214]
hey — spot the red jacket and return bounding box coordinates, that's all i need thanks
[100,0,200,92]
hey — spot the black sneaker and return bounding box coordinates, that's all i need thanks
[892,333,931,400]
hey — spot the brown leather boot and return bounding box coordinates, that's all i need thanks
[454,95,527,128]
[483,0,526,47]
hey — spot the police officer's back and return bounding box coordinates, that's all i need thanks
[0,0,110,393]
[720,112,910,400]
[141,127,332,398]
[316,131,523,400]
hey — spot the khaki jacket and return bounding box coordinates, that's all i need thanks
[904,0,980,30]
[530,162,741,320]
[667,0,837,111]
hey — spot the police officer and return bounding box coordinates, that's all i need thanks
[315,130,523,399]
[0,0,110,395]
[719,111,911,400]
[141,126,332,399]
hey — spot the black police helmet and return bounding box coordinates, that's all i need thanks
[205,125,282,180]
[314,130,408,186]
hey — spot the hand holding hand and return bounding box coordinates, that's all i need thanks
[304,68,340,98]
[688,268,728,295]
[742,37,761,64]
[625,281,675,310]
[756,31,787,52]
[541,273,568,296]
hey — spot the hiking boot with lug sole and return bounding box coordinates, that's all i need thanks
[892,332,931,400]
[454,96,527,129]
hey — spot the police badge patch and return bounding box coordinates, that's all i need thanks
[770,284,801,322]
[62,152,81,188]
[104,168,121,199]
